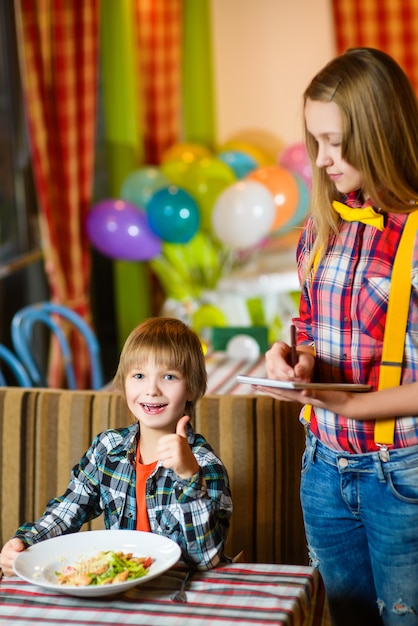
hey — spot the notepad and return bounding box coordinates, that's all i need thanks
[236,374,371,392]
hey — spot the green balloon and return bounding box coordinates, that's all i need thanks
[186,178,230,232]
[120,167,170,209]
[160,159,193,188]
[188,157,236,185]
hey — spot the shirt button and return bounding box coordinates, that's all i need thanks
[338,457,349,468]
[342,354,347,360]
[344,316,349,322]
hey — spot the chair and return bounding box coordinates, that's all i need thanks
[0,344,32,386]
[11,302,104,389]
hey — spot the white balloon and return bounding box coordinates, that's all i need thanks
[212,180,275,249]
[226,334,261,360]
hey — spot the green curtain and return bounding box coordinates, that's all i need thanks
[100,0,150,348]
[182,0,216,149]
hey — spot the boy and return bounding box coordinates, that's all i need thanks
[0,317,232,575]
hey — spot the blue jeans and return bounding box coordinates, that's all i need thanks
[301,431,418,626]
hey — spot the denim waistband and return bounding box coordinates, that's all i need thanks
[305,429,418,473]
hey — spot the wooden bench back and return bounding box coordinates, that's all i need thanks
[0,388,307,564]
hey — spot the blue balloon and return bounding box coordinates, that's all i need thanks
[147,186,200,243]
[217,150,258,179]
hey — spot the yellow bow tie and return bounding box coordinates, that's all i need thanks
[333,200,385,231]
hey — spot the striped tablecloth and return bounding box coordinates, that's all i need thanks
[0,563,330,626]
[205,351,267,395]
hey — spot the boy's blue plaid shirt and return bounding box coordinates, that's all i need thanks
[15,422,232,570]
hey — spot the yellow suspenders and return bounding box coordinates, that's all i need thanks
[304,210,418,445]
[374,210,418,444]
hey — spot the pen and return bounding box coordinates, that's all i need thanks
[290,324,298,367]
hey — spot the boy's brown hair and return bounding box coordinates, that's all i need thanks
[113,317,207,420]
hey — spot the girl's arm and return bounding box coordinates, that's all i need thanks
[301,381,418,419]
[256,381,418,420]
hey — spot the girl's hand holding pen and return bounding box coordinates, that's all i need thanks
[258,337,315,403]
[265,333,315,382]
[290,324,298,368]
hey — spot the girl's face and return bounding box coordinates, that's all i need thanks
[305,98,364,195]
[125,358,192,433]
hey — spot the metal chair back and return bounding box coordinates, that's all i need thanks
[11,302,104,389]
[0,344,32,386]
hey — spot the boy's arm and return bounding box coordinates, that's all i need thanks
[13,437,106,547]
[170,452,232,570]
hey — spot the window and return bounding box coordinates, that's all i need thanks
[0,3,48,355]
[0,2,40,271]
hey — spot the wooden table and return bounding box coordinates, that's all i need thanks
[0,563,330,626]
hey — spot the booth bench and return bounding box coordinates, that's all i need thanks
[0,387,307,565]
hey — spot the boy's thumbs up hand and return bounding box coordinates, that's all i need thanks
[175,414,190,438]
[157,415,199,479]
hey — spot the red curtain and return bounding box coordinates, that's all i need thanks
[15,0,99,387]
[133,0,182,164]
[332,0,418,92]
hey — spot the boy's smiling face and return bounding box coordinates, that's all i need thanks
[124,358,192,434]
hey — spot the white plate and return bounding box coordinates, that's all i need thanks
[13,529,181,597]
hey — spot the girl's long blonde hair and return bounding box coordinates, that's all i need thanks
[303,47,418,273]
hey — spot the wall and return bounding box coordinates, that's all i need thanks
[211,0,336,153]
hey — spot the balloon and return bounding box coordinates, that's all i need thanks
[218,140,273,166]
[217,150,258,179]
[270,175,311,236]
[247,165,299,234]
[147,186,200,243]
[173,157,235,232]
[160,159,193,188]
[186,178,230,231]
[212,180,275,250]
[187,156,236,185]
[120,167,170,209]
[278,142,312,189]
[192,304,227,334]
[219,129,282,162]
[86,199,161,261]
[161,142,212,164]
[226,334,260,360]
[287,174,310,229]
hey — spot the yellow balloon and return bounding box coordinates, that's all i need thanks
[218,140,273,167]
[192,304,227,334]
[161,142,212,164]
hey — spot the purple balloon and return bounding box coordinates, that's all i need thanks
[86,199,162,261]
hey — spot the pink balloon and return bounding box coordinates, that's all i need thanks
[278,142,312,189]
[86,199,161,261]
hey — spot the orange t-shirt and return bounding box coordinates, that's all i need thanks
[135,440,157,532]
